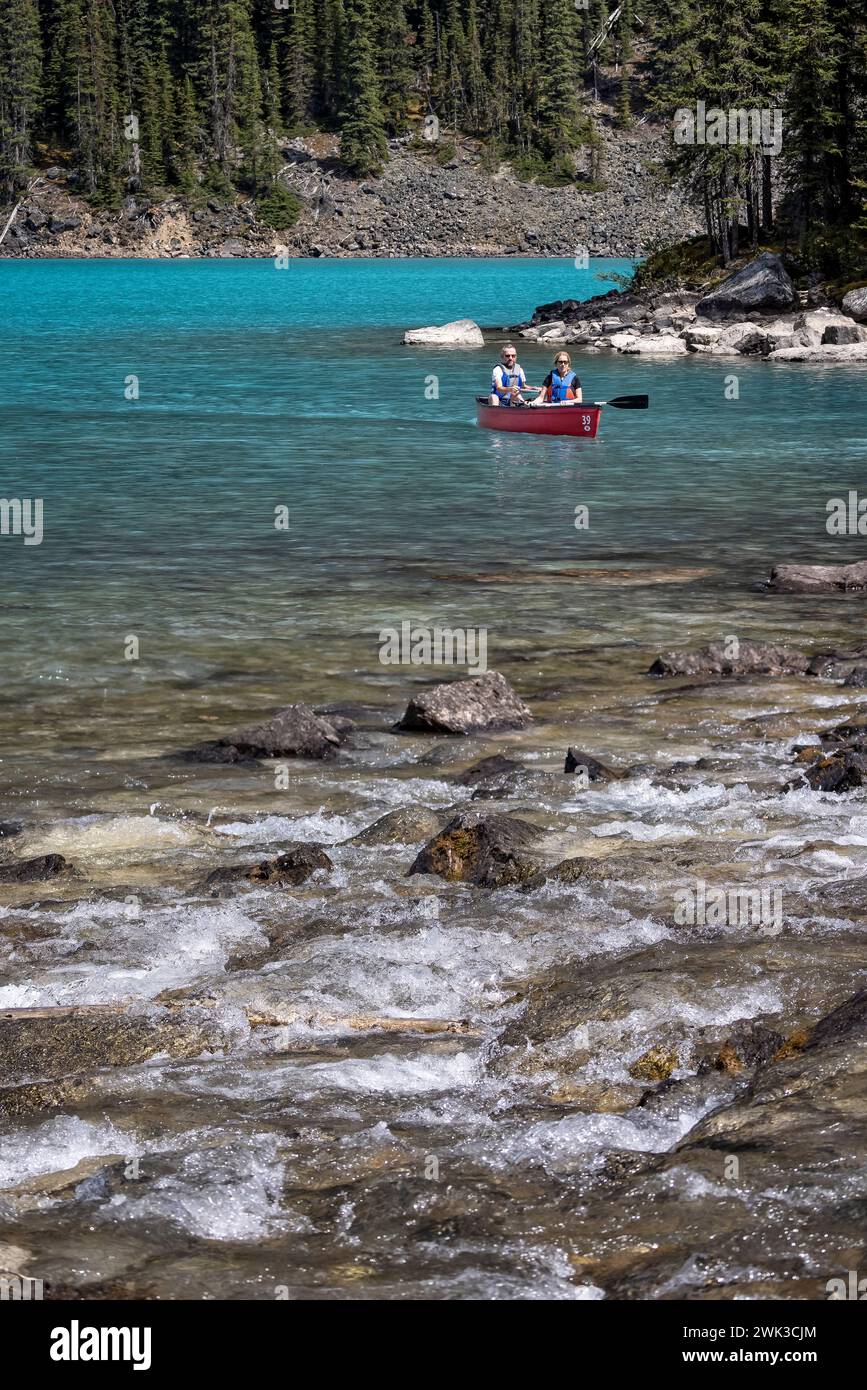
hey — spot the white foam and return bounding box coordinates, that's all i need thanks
[0,1116,140,1188]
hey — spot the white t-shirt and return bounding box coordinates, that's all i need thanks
[492,362,526,396]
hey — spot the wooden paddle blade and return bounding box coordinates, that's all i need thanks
[606,394,649,409]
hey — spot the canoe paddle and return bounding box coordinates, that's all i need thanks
[594,394,649,409]
[512,394,650,408]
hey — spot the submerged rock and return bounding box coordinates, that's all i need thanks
[767,559,867,593]
[648,640,808,678]
[395,671,532,735]
[0,854,74,884]
[564,747,620,780]
[695,252,795,318]
[349,807,446,846]
[203,844,333,895]
[450,753,526,786]
[408,809,544,887]
[0,1008,221,1084]
[184,702,348,762]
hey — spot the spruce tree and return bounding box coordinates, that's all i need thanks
[338,0,386,175]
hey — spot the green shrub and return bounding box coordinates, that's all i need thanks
[257,183,303,230]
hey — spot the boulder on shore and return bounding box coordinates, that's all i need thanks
[648,640,809,678]
[408,809,544,887]
[184,703,348,762]
[842,287,867,322]
[767,560,867,594]
[402,318,484,347]
[695,252,795,319]
[395,671,532,735]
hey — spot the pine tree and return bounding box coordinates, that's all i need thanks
[285,0,315,128]
[374,0,412,135]
[339,0,386,175]
[0,0,42,196]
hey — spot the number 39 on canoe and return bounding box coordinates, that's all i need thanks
[475,394,649,437]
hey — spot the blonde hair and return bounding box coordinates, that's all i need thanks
[553,350,572,368]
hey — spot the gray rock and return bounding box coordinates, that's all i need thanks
[402,318,484,347]
[696,252,795,319]
[822,321,866,345]
[0,854,73,884]
[0,1008,221,1085]
[842,286,867,322]
[649,640,809,678]
[408,809,544,887]
[395,671,532,735]
[767,560,867,594]
[185,703,347,762]
[49,215,81,234]
[349,808,447,846]
[203,843,333,896]
[564,748,620,781]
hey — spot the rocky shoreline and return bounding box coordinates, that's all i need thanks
[512,251,867,363]
[0,124,701,262]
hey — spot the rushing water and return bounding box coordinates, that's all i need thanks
[1,258,867,1300]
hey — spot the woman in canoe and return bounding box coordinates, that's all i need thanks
[530,352,582,406]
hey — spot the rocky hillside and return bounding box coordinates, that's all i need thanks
[1,121,701,261]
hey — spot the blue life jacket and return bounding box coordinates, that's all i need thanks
[493,363,526,401]
[547,368,578,402]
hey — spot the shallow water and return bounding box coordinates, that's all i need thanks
[1,259,867,1300]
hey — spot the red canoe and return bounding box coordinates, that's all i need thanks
[475,398,603,437]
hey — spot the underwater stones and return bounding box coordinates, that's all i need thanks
[0,853,73,884]
[349,807,446,846]
[184,702,348,763]
[767,559,867,593]
[648,640,809,678]
[564,747,620,781]
[408,809,543,887]
[450,753,526,786]
[395,671,532,736]
[0,1007,222,1084]
[520,857,589,892]
[203,843,333,896]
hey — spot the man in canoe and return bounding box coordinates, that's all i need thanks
[489,343,529,405]
[530,351,582,406]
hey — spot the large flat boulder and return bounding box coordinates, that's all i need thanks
[395,671,531,735]
[768,342,867,362]
[767,560,867,593]
[402,318,484,347]
[696,252,795,319]
[619,333,687,355]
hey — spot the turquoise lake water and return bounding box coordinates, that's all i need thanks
[1,256,866,750]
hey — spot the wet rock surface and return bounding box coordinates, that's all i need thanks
[203,844,333,896]
[408,809,544,887]
[395,671,532,735]
[184,702,348,762]
[649,640,809,678]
